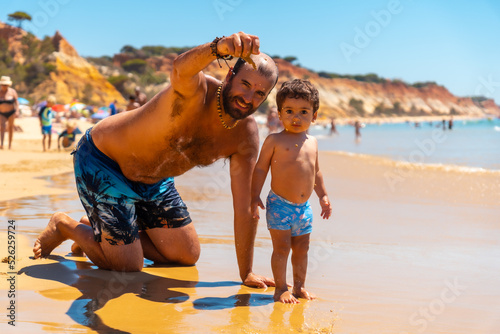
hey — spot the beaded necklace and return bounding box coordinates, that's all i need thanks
[216,83,239,130]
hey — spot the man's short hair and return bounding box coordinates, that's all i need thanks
[232,57,279,85]
[276,79,320,113]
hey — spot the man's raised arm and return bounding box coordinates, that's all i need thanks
[170,32,260,97]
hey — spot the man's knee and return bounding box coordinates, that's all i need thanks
[100,240,144,272]
[102,255,144,272]
[179,245,200,266]
[104,261,143,272]
[51,211,75,225]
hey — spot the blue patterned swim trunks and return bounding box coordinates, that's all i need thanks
[266,190,313,237]
[72,128,192,246]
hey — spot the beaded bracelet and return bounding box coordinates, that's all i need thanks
[210,36,233,68]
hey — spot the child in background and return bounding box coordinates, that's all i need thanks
[58,121,82,151]
[251,79,332,304]
[39,95,56,152]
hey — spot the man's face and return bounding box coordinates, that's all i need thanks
[222,66,275,120]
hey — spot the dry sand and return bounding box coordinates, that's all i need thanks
[0,116,93,202]
[1,117,499,333]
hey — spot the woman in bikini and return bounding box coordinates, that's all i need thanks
[0,76,19,150]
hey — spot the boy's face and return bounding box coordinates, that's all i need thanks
[278,97,317,134]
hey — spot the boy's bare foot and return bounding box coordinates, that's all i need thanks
[33,213,68,258]
[292,287,316,301]
[274,289,300,304]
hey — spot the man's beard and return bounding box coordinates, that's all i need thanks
[221,80,257,120]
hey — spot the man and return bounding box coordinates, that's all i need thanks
[134,86,147,106]
[33,32,279,288]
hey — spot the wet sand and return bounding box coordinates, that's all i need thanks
[1,118,500,333]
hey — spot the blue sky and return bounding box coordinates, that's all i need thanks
[3,0,500,103]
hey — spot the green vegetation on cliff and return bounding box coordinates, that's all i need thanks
[0,33,55,98]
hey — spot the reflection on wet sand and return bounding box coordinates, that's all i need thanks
[21,256,244,333]
[3,152,500,333]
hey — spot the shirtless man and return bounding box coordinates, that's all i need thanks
[33,32,279,288]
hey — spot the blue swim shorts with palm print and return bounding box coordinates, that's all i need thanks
[72,129,192,246]
[266,190,313,237]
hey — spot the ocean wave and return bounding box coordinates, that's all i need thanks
[325,151,500,175]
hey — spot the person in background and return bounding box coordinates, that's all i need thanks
[135,87,147,106]
[329,117,338,135]
[109,100,117,116]
[0,76,19,150]
[39,95,56,152]
[354,119,362,142]
[126,95,140,111]
[58,121,82,151]
[266,106,280,135]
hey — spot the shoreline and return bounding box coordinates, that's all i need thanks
[1,115,498,202]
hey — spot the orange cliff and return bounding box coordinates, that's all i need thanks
[0,21,125,106]
[270,59,500,118]
[2,17,498,118]
[112,54,500,119]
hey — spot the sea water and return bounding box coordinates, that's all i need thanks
[311,118,500,171]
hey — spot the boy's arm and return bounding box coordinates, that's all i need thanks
[313,146,332,219]
[251,135,275,219]
[171,32,260,98]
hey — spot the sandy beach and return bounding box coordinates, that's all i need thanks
[1,117,499,333]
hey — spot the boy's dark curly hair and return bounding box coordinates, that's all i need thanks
[276,79,319,113]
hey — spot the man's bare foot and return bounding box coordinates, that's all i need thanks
[292,287,316,301]
[70,216,90,256]
[33,212,68,258]
[274,289,300,304]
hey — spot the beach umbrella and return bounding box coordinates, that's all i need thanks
[91,106,110,120]
[84,105,94,112]
[70,102,86,111]
[18,97,30,105]
[97,106,110,114]
[51,104,67,112]
[90,113,108,120]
